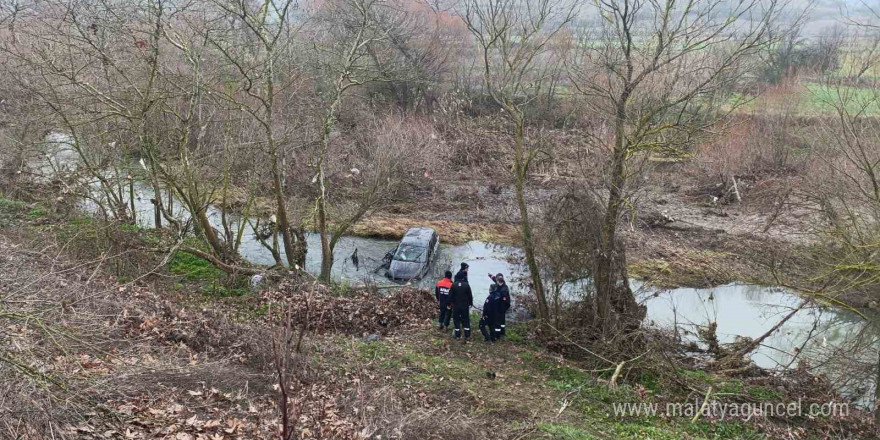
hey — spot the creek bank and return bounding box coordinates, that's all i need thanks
[2,200,875,439]
[196,180,519,246]
[21,192,876,397]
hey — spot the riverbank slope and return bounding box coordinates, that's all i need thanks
[0,198,873,439]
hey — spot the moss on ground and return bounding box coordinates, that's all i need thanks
[167,240,249,298]
[169,250,226,282]
[0,197,31,227]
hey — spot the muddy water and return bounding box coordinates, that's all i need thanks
[639,284,864,368]
[47,135,873,402]
[100,183,872,361]
[84,181,523,304]
[639,283,877,403]
[113,184,873,367]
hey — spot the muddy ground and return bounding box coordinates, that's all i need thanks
[354,165,816,293]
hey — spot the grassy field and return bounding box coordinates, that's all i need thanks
[734,81,880,117]
[320,325,766,439]
[803,82,880,116]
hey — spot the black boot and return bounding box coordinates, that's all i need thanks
[480,326,490,342]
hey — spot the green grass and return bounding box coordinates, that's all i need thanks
[316,327,797,439]
[0,197,27,210]
[0,197,29,227]
[538,423,598,439]
[837,50,880,79]
[716,380,744,395]
[747,385,780,401]
[167,245,249,297]
[200,280,248,298]
[505,323,527,344]
[356,340,390,360]
[680,369,714,383]
[26,207,47,219]
[733,81,880,117]
[169,250,226,282]
[804,82,880,116]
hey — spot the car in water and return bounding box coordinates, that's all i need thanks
[385,227,438,281]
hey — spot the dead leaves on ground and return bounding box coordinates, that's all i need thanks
[259,284,436,336]
[64,381,361,439]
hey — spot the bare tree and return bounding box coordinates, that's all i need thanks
[805,33,880,423]
[568,0,789,335]
[311,0,395,282]
[460,0,576,323]
[207,0,309,269]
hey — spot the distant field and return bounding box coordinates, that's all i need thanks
[733,81,880,117]
[804,82,880,115]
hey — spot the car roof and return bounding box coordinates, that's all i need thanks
[400,227,436,246]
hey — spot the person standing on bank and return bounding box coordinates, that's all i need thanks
[435,270,453,330]
[489,273,511,337]
[479,284,503,342]
[455,262,469,282]
[449,267,473,342]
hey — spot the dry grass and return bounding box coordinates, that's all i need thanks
[351,214,519,245]
[0,224,371,439]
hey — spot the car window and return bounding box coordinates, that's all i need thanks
[393,243,426,262]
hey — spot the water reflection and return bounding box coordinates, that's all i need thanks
[640,284,876,403]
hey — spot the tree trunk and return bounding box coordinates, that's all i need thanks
[153,199,161,229]
[291,226,307,269]
[513,121,548,323]
[128,177,137,225]
[196,208,226,261]
[167,187,173,216]
[875,344,880,429]
[316,101,340,283]
[317,199,333,282]
[594,101,644,335]
[271,150,296,268]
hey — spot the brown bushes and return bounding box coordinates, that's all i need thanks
[259,283,436,336]
[691,82,810,197]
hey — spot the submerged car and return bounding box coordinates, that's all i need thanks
[386,227,439,281]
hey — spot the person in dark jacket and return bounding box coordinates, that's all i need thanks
[479,284,503,342]
[454,262,469,282]
[449,275,473,341]
[435,271,454,330]
[489,273,511,337]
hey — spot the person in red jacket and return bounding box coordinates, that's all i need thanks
[435,270,453,330]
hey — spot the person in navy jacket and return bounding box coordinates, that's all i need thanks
[489,273,511,337]
[479,284,503,342]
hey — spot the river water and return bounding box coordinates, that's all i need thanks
[39,136,876,404]
[86,180,524,297]
[117,182,874,384]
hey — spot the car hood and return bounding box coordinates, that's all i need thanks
[388,260,423,280]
